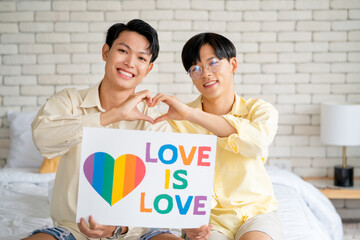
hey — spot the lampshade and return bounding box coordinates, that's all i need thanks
[321,102,360,146]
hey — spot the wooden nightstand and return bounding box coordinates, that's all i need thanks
[303,177,360,199]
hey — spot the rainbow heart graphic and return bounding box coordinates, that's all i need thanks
[83,152,146,206]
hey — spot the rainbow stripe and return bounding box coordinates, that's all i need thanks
[84,152,145,206]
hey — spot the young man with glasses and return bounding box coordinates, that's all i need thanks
[147,32,283,240]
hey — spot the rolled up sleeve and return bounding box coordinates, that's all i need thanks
[218,99,278,159]
[31,89,102,158]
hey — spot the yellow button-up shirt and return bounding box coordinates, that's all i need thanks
[32,82,171,240]
[170,94,278,239]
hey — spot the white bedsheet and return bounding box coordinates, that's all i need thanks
[0,168,55,240]
[0,167,343,240]
[267,166,343,240]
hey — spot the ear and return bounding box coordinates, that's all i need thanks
[144,62,154,77]
[230,57,237,73]
[102,43,110,61]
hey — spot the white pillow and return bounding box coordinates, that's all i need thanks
[6,111,43,168]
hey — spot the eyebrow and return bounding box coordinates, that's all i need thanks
[195,56,217,65]
[117,43,150,56]
[206,56,217,61]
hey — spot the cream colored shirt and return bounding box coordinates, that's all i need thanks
[170,94,279,239]
[32,82,171,240]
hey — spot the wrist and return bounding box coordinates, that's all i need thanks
[185,107,201,122]
[106,226,126,239]
[100,108,120,126]
[183,106,196,121]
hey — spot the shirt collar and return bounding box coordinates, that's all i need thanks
[79,81,106,112]
[230,94,249,117]
[189,94,248,117]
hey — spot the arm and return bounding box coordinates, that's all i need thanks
[151,94,278,159]
[187,108,236,138]
[32,89,154,158]
[151,93,236,138]
[31,88,98,158]
[218,98,278,159]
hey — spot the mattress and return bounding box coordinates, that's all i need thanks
[0,166,343,240]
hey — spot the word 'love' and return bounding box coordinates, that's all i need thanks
[140,193,207,215]
[146,143,211,167]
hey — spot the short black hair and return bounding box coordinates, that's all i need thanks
[181,32,236,72]
[106,19,159,63]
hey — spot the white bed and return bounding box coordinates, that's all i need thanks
[0,166,343,240]
[0,111,343,239]
[0,168,55,240]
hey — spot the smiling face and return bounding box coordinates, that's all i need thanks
[191,44,237,101]
[102,30,153,92]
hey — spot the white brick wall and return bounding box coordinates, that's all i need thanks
[0,0,359,220]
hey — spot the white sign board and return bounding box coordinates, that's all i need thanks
[76,127,216,228]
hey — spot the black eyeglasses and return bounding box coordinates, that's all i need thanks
[187,58,221,80]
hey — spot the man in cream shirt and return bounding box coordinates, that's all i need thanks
[24,19,171,240]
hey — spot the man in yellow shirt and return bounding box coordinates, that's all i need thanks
[148,33,283,240]
[24,19,172,240]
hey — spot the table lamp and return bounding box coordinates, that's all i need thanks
[320,102,360,187]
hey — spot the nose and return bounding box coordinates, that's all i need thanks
[124,54,135,68]
[201,65,212,79]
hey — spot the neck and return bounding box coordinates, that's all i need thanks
[99,78,134,110]
[202,93,235,115]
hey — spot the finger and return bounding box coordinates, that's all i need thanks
[144,94,152,106]
[150,93,165,107]
[88,215,97,229]
[145,97,152,107]
[128,90,152,108]
[202,229,211,239]
[86,216,105,238]
[184,228,203,238]
[137,113,155,124]
[204,231,211,239]
[152,92,164,101]
[78,218,91,236]
[196,232,210,239]
[155,93,173,106]
[152,92,162,101]
[154,114,169,124]
[137,90,153,103]
[78,218,87,230]
[194,225,211,238]
[196,231,206,239]
[150,97,160,107]
[201,225,210,230]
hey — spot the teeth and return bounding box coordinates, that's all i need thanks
[118,70,133,77]
[204,81,216,87]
